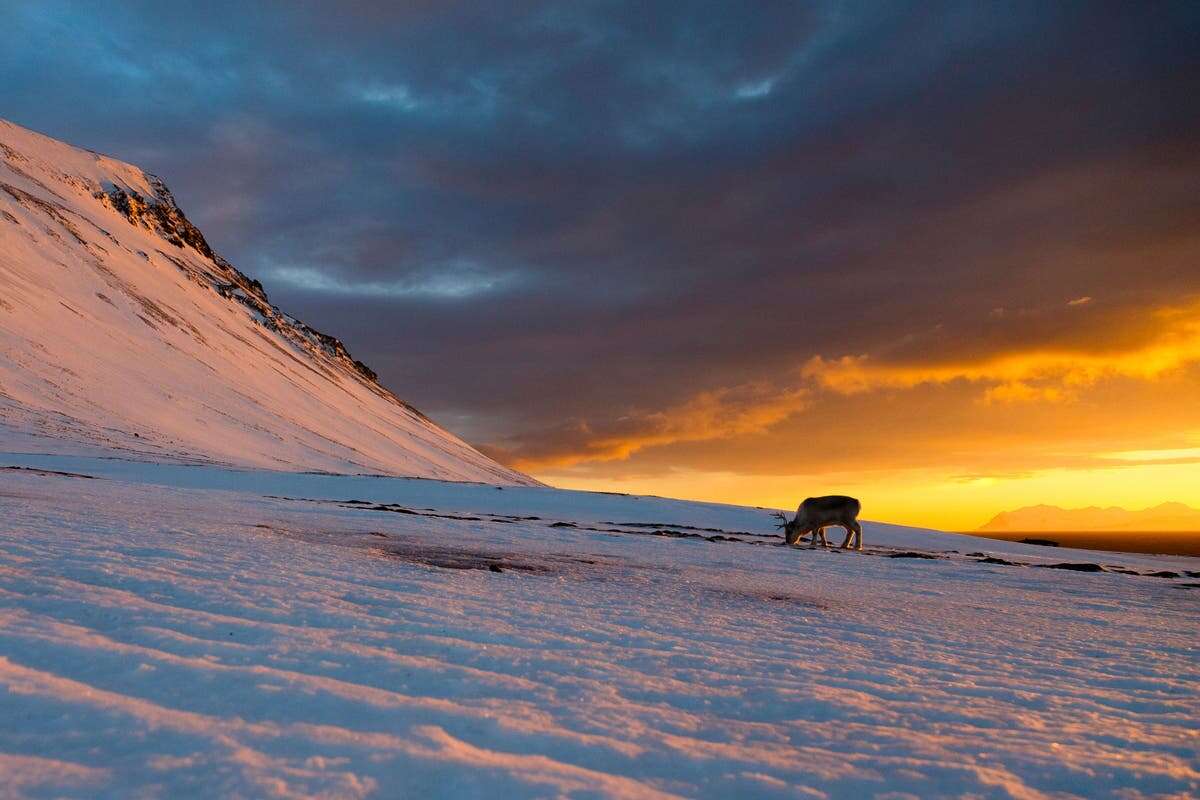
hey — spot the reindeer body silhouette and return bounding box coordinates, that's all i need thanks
[775,496,862,550]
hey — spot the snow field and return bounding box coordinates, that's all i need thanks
[0,458,1196,798]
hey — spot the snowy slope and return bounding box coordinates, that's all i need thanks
[0,119,533,485]
[1,454,1197,799]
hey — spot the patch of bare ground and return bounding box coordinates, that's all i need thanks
[370,540,609,575]
[698,584,828,609]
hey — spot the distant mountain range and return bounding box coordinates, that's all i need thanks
[978,502,1200,532]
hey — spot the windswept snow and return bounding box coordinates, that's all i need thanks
[0,118,532,485]
[1,454,1197,798]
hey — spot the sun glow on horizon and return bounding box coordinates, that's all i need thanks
[537,459,1200,532]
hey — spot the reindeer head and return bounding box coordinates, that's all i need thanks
[772,511,800,545]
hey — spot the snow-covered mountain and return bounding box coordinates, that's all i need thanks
[979,501,1200,532]
[0,119,534,484]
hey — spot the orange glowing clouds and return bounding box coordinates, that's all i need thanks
[525,296,1200,530]
[801,298,1200,403]
[505,382,810,470]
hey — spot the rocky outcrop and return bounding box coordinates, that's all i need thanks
[94,177,386,388]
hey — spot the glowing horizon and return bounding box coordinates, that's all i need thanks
[536,460,1200,532]
[520,298,1200,530]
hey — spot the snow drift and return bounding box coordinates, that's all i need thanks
[0,119,533,485]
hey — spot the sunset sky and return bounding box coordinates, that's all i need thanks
[5,2,1198,529]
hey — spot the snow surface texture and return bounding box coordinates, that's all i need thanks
[2,454,1197,799]
[0,118,532,485]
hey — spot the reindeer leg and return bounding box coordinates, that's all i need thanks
[813,526,830,548]
[839,523,854,549]
[852,520,863,550]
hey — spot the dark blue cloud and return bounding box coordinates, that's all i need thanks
[3,0,1199,455]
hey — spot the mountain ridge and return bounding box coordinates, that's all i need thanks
[0,118,536,484]
[978,501,1200,532]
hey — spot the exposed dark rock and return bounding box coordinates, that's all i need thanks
[0,465,96,479]
[1019,538,1061,547]
[353,359,378,382]
[344,502,482,521]
[95,179,225,268]
[366,504,417,515]
[649,529,704,539]
[1034,562,1105,572]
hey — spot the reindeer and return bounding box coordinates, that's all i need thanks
[773,496,863,550]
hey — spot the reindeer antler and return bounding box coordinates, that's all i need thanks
[770,511,790,529]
